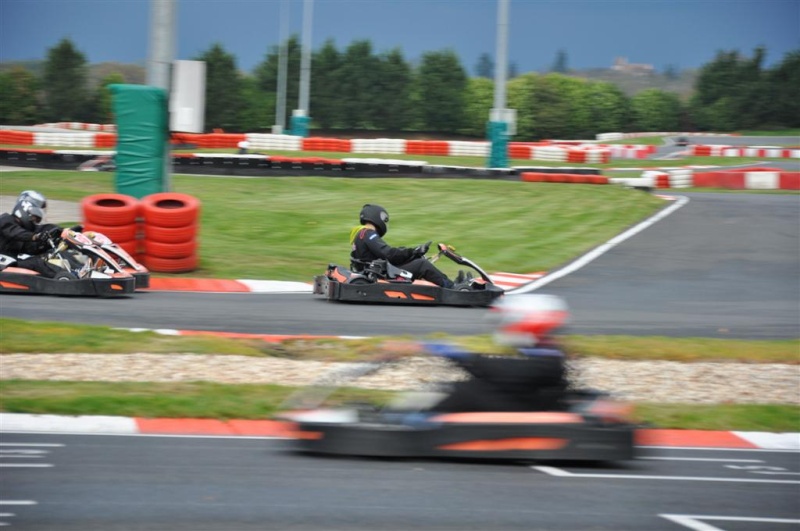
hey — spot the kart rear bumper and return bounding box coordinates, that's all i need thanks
[314,275,504,307]
[0,270,136,297]
[288,410,635,462]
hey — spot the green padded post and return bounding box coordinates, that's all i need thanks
[487,120,509,168]
[110,84,168,198]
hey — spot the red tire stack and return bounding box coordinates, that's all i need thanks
[80,194,140,258]
[140,193,201,273]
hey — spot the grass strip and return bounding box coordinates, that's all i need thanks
[2,318,798,363]
[0,380,796,432]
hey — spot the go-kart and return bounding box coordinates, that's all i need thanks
[279,350,636,463]
[0,228,136,297]
[313,243,504,307]
[82,230,150,289]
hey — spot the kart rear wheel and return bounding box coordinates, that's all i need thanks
[54,272,77,281]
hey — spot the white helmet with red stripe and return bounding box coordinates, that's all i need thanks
[489,294,570,347]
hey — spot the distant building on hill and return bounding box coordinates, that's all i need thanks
[611,57,655,75]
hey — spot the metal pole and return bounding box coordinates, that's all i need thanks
[147,0,177,191]
[290,0,313,136]
[493,0,509,111]
[298,0,313,114]
[275,0,289,133]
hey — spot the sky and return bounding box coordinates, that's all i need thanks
[1,0,798,75]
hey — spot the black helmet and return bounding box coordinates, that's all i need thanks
[12,199,45,231]
[359,204,389,237]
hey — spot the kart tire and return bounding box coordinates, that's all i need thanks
[54,271,77,281]
[141,193,201,228]
[143,222,197,244]
[143,254,198,273]
[81,194,140,226]
[82,222,138,244]
[143,239,197,259]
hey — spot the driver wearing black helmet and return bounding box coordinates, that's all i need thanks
[350,204,470,289]
[0,192,63,277]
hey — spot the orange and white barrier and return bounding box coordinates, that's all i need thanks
[692,145,800,159]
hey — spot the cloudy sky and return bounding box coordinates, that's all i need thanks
[1,0,797,75]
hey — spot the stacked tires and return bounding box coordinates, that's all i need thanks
[81,194,140,258]
[140,193,201,273]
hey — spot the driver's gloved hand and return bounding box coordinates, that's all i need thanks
[413,241,432,257]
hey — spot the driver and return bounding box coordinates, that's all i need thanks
[350,204,470,289]
[0,195,62,277]
[424,294,571,412]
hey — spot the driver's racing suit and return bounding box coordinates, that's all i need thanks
[349,225,453,287]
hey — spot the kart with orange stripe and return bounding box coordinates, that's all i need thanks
[0,228,135,297]
[313,243,505,307]
[280,354,635,463]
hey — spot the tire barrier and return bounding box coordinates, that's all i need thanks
[81,193,142,261]
[140,193,201,273]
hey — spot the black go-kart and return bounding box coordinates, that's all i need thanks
[313,243,505,307]
[279,353,636,463]
[0,228,136,297]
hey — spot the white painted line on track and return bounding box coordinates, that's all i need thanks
[510,194,690,294]
[0,502,36,506]
[533,465,800,484]
[640,446,800,453]
[661,514,800,531]
[0,463,53,468]
[640,457,764,462]
[0,443,63,447]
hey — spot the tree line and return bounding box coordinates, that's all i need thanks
[1,38,797,140]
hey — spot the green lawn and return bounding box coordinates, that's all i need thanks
[1,171,666,280]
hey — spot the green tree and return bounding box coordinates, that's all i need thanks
[766,50,800,127]
[507,74,537,139]
[371,48,414,131]
[0,67,41,125]
[460,77,494,137]
[631,88,682,131]
[336,40,381,128]
[195,43,246,131]
[254,35,302,129]
[580,81,631,136]
[43,38,90,122]
[90,73,125,124]
[475,53,494,78]
[311,39,344,129]
[239,76,274,133]
[416,49,468,133]
[690,47,768,131]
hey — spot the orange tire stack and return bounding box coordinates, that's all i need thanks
[140,193,201,273]
[81,194,140,258]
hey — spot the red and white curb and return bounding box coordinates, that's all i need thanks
[143,273,544,294]
[1,413,797,449]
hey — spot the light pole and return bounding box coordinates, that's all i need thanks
[147,0,177,191]
[290,0,313,137]
[274,0,290,134]
[487,0,513,168]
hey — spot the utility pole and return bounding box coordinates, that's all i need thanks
[274,0,290,134]
[290,0,313,137]
[147,0,177,190]
[487,0,513,168]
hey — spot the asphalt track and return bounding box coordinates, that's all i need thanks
[1,433,798,530]
[2,191,798,339]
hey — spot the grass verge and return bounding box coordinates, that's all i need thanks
[1,380,796,432]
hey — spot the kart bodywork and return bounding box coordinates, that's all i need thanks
[283,390,636,462]
[0,228,136,297]
[313,244,504,307]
